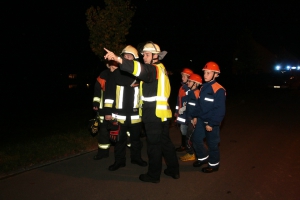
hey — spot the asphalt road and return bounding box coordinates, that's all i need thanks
[1,88,300,200]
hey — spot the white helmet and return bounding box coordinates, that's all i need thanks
[121,45,139,59]
[142,42,161,54]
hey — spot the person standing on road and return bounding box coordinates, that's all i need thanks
[104,45,147,171]
[103,41,179,183]
[191,61,226,173]
[174,68,193,153]
[91,63,112,160]
[179,73,202,162]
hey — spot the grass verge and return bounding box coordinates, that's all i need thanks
[0,108,97,176]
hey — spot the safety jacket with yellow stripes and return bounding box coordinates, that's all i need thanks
[103,68,141,124]
[93,69,110,123]
[119,59,172,122]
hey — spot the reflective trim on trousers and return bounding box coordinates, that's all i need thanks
[98,144,110,149]
[198,155,209,161]
[208,162,219,167]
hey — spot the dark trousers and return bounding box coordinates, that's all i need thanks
[97,121,110,149]
[144,120,179,179]
[192,118,220,168]
[114,122,142,164]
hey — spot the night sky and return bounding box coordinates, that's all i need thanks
[2,0,300,83]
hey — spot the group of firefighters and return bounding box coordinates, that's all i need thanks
[90,42,226,183]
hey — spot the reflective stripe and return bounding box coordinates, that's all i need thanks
[100,90,104,109]
[208,162,219,166]
[157,105,169,110]
[131,115,140,120]
[118,86,124,109]
[112,113,126,120]
[133,61,142,76]
[188,102,196,106]
[198,156,209,161]
[131,115,141,124]
[126,131,130,137]
[133,87,139,108]
[98,144,110,149]
[105,99,114,104]
[141,96,168,102]
[98,116,104,123]
[177,117,186,122]
[93,97,101,103]
[204,97,214,102]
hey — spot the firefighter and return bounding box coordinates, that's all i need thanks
[104,45,147,171]
[191,61,226,173]
[92,63,111,160]
[179,73,202,162]
[174,68,194,152]
[104,42,180,183]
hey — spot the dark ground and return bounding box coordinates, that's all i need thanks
[1,86,300,199]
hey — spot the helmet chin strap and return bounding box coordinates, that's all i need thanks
[207,72,217,82]
[188,82,196,89]
[151,54,159,64]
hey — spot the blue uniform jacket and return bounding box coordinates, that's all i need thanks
[191,80,226,127]
[185,88,200,124]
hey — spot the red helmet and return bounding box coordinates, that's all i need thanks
[189,74,202,85]
[181,68,194,76]
[202,61,220,73]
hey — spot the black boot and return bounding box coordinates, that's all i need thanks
[131,158,147,167]
[108,162,126,171]
[93,148,109,160]
[139,174,160,183]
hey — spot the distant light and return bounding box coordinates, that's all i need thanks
[275,65,281,70]
[287,66,291,70]
[68,74,77,79]
[235,58,238,61]
[298,66,300,70]
[86,84,90,88]
[291,66,296,69]
[190,60,192,62]
[69,84,77,89]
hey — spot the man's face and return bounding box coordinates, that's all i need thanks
[123,53,134,60]
[143,52,152,64]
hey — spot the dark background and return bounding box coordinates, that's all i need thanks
[2,0,300,113]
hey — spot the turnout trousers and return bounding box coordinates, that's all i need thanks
[96,121,110,153]
[144,120,179,179]
[114,122,143,164]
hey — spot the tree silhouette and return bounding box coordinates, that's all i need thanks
[86,0,135,61]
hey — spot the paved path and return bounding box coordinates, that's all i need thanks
[1,89,300,200]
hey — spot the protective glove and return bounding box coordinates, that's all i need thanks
[107,120,120,142]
